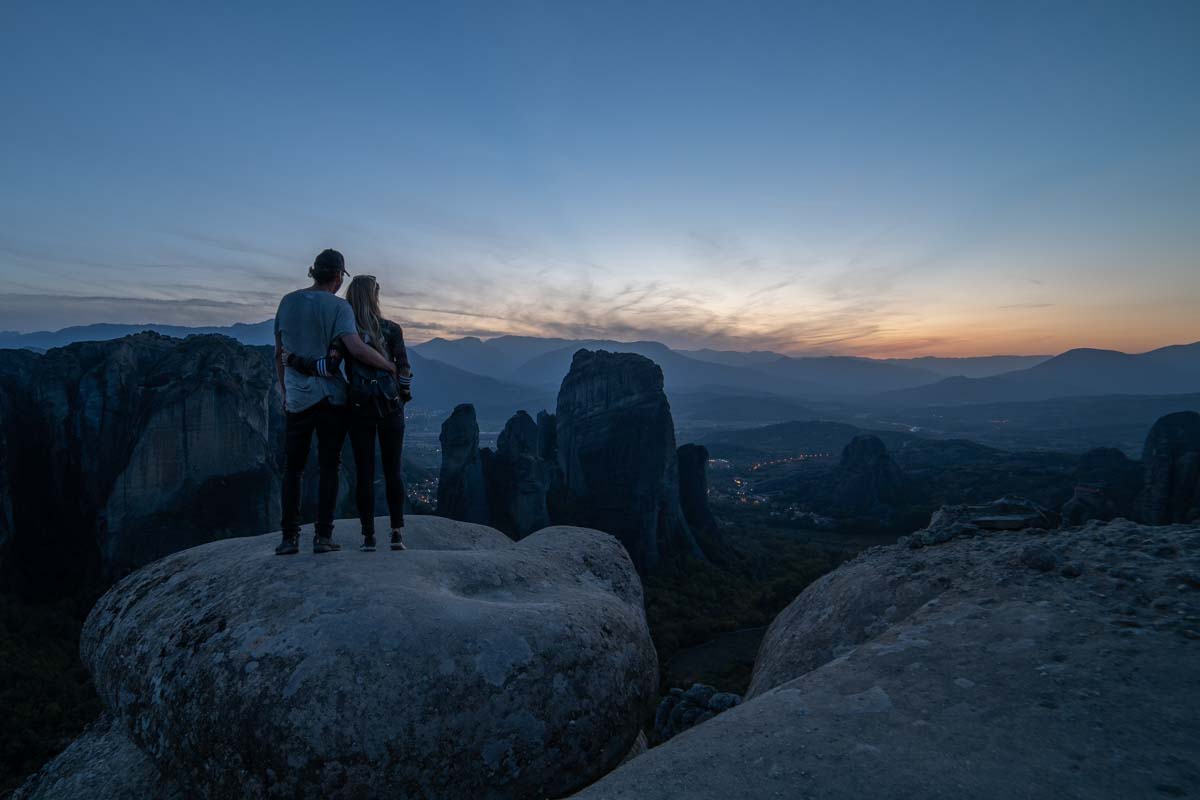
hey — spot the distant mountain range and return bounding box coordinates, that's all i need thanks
[0,321,276,351]
[884,343,1200,405]
[413,335,1053,394]
[3,322,1198,410]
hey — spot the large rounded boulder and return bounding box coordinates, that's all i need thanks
[79,515,657,799]
[575,519,1200,799]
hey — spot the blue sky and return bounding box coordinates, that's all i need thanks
[2,0,1198,355]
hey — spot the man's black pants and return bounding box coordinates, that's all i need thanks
[349,410,406,536]
[281,399,349,539]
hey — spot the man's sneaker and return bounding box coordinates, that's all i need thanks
[275,534,300,556]
[390,529,407,551]
[360,535,377,552]
[312,536,342,554]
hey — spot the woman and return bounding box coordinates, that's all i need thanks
[284,274,412,552]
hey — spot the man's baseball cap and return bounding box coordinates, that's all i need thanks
[312,249,350,277]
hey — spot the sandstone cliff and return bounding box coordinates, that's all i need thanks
[483,410,553,538]
[554,349,706,572]
[827,433,912,517]
[0,334,280,594]
[434,352,722,570]
[436,403,490,524]
[0,333,428,597]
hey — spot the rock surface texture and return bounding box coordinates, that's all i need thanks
[1137,410,1200,524]
[653,684,742,743]
[575,519,1200,799]
[554,349,707,572]
[436,403,491,524]
[901,495,1054,548]
[0,333,431,595]
[70,515,657,800]
[0,334,280,593]
[12,714,181,800]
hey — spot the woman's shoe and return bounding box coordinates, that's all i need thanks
[390,529,407,551]
[312,536,341,554]
[360,535,377,552]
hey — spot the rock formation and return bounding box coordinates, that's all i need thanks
[482,410,553,539]
[536,410,557,462]
[23,515,658,799]
[576,519,1200,799]
[653,683,741,743]
[432,354,722,563]
[0,333,430,597]
[554,349,706,572]
[0,382,15,570]
[1137,410,1200,524]
[827,434,910,517]
[435,403,490,524]
[676,444,718,538]
[1061,447,1143,524]
[12,713,181,800]
[0,334,281,594]
[901,495,1054,548]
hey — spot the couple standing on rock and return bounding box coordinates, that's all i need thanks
[272,248,413,555]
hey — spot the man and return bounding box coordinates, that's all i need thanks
[273,249,397,555]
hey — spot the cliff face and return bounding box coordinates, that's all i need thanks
[827,434,911,517]
[0,334,282,595]
[436,403,490,524]
[555,350,704,573]
[0,332,431,597]
[1061,447,1143,525]
[433,351,722,569]
[677,444,718,539]
[1137,411,1200,524]
[483,410,553,539]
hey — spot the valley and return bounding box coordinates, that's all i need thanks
[1,326,1198,795]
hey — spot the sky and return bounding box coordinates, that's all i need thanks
[1,0,1198,357]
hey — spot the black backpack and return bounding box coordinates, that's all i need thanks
[348,365,402,419]
[347,329,403,420]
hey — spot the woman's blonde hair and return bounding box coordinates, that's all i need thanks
[345,275,388,358]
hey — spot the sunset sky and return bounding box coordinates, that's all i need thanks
[2,1,1198,356]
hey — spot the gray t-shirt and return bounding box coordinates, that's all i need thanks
[274,289,358,412]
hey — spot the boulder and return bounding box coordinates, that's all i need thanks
[12,714,182,800]
[1061,447,1143,525]
[1137,411,1200,524]
[555,349,704,572]
[80,515,658,799]
[436,403,490,524]
[901,496,1053,548]
[575,519,1200,799]
[653,683,742,742]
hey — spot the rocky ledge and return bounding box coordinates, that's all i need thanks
[575,518,1200,799]
[20,516,658,800]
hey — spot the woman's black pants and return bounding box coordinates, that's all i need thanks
[349,410,406,536]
